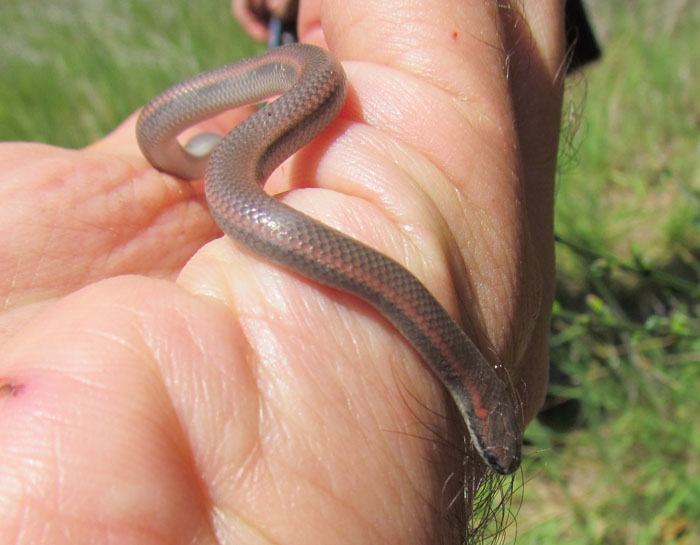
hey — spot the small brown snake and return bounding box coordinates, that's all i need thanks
[136,43,522,474]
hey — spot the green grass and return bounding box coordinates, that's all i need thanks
[2,1,699,544]
[515,1,700,544]
[0,0,261,146]
[556,0,700,276]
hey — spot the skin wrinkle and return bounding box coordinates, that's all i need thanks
[356,71,452,166]
[348,66,519,271]
[238,273,441,542]
[282,459,384,541]
[308,114,434,220]
[30,156,185,296]
[24,368,173,532]
[2,255,24,312]
[337,89,476,320]
[450,200,512,320]
[250,296,337,395]
[329,134,473,324]
[106,288,245,523]
[97,178,187,278]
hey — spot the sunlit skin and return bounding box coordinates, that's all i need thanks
[0,0,563,543]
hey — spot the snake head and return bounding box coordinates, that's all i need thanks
[478,400,522,475]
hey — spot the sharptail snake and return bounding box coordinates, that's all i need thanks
[136,43,522,474]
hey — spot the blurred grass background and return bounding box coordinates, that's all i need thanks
[1,0,698,543]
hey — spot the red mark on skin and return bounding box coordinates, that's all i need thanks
[452,31,458,40]
[0,380,23,397]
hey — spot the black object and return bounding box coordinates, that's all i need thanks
[268,14,298,49]
[565,0,602,71]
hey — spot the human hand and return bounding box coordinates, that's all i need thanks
[232,0,298,41]
[0,0,563,543]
